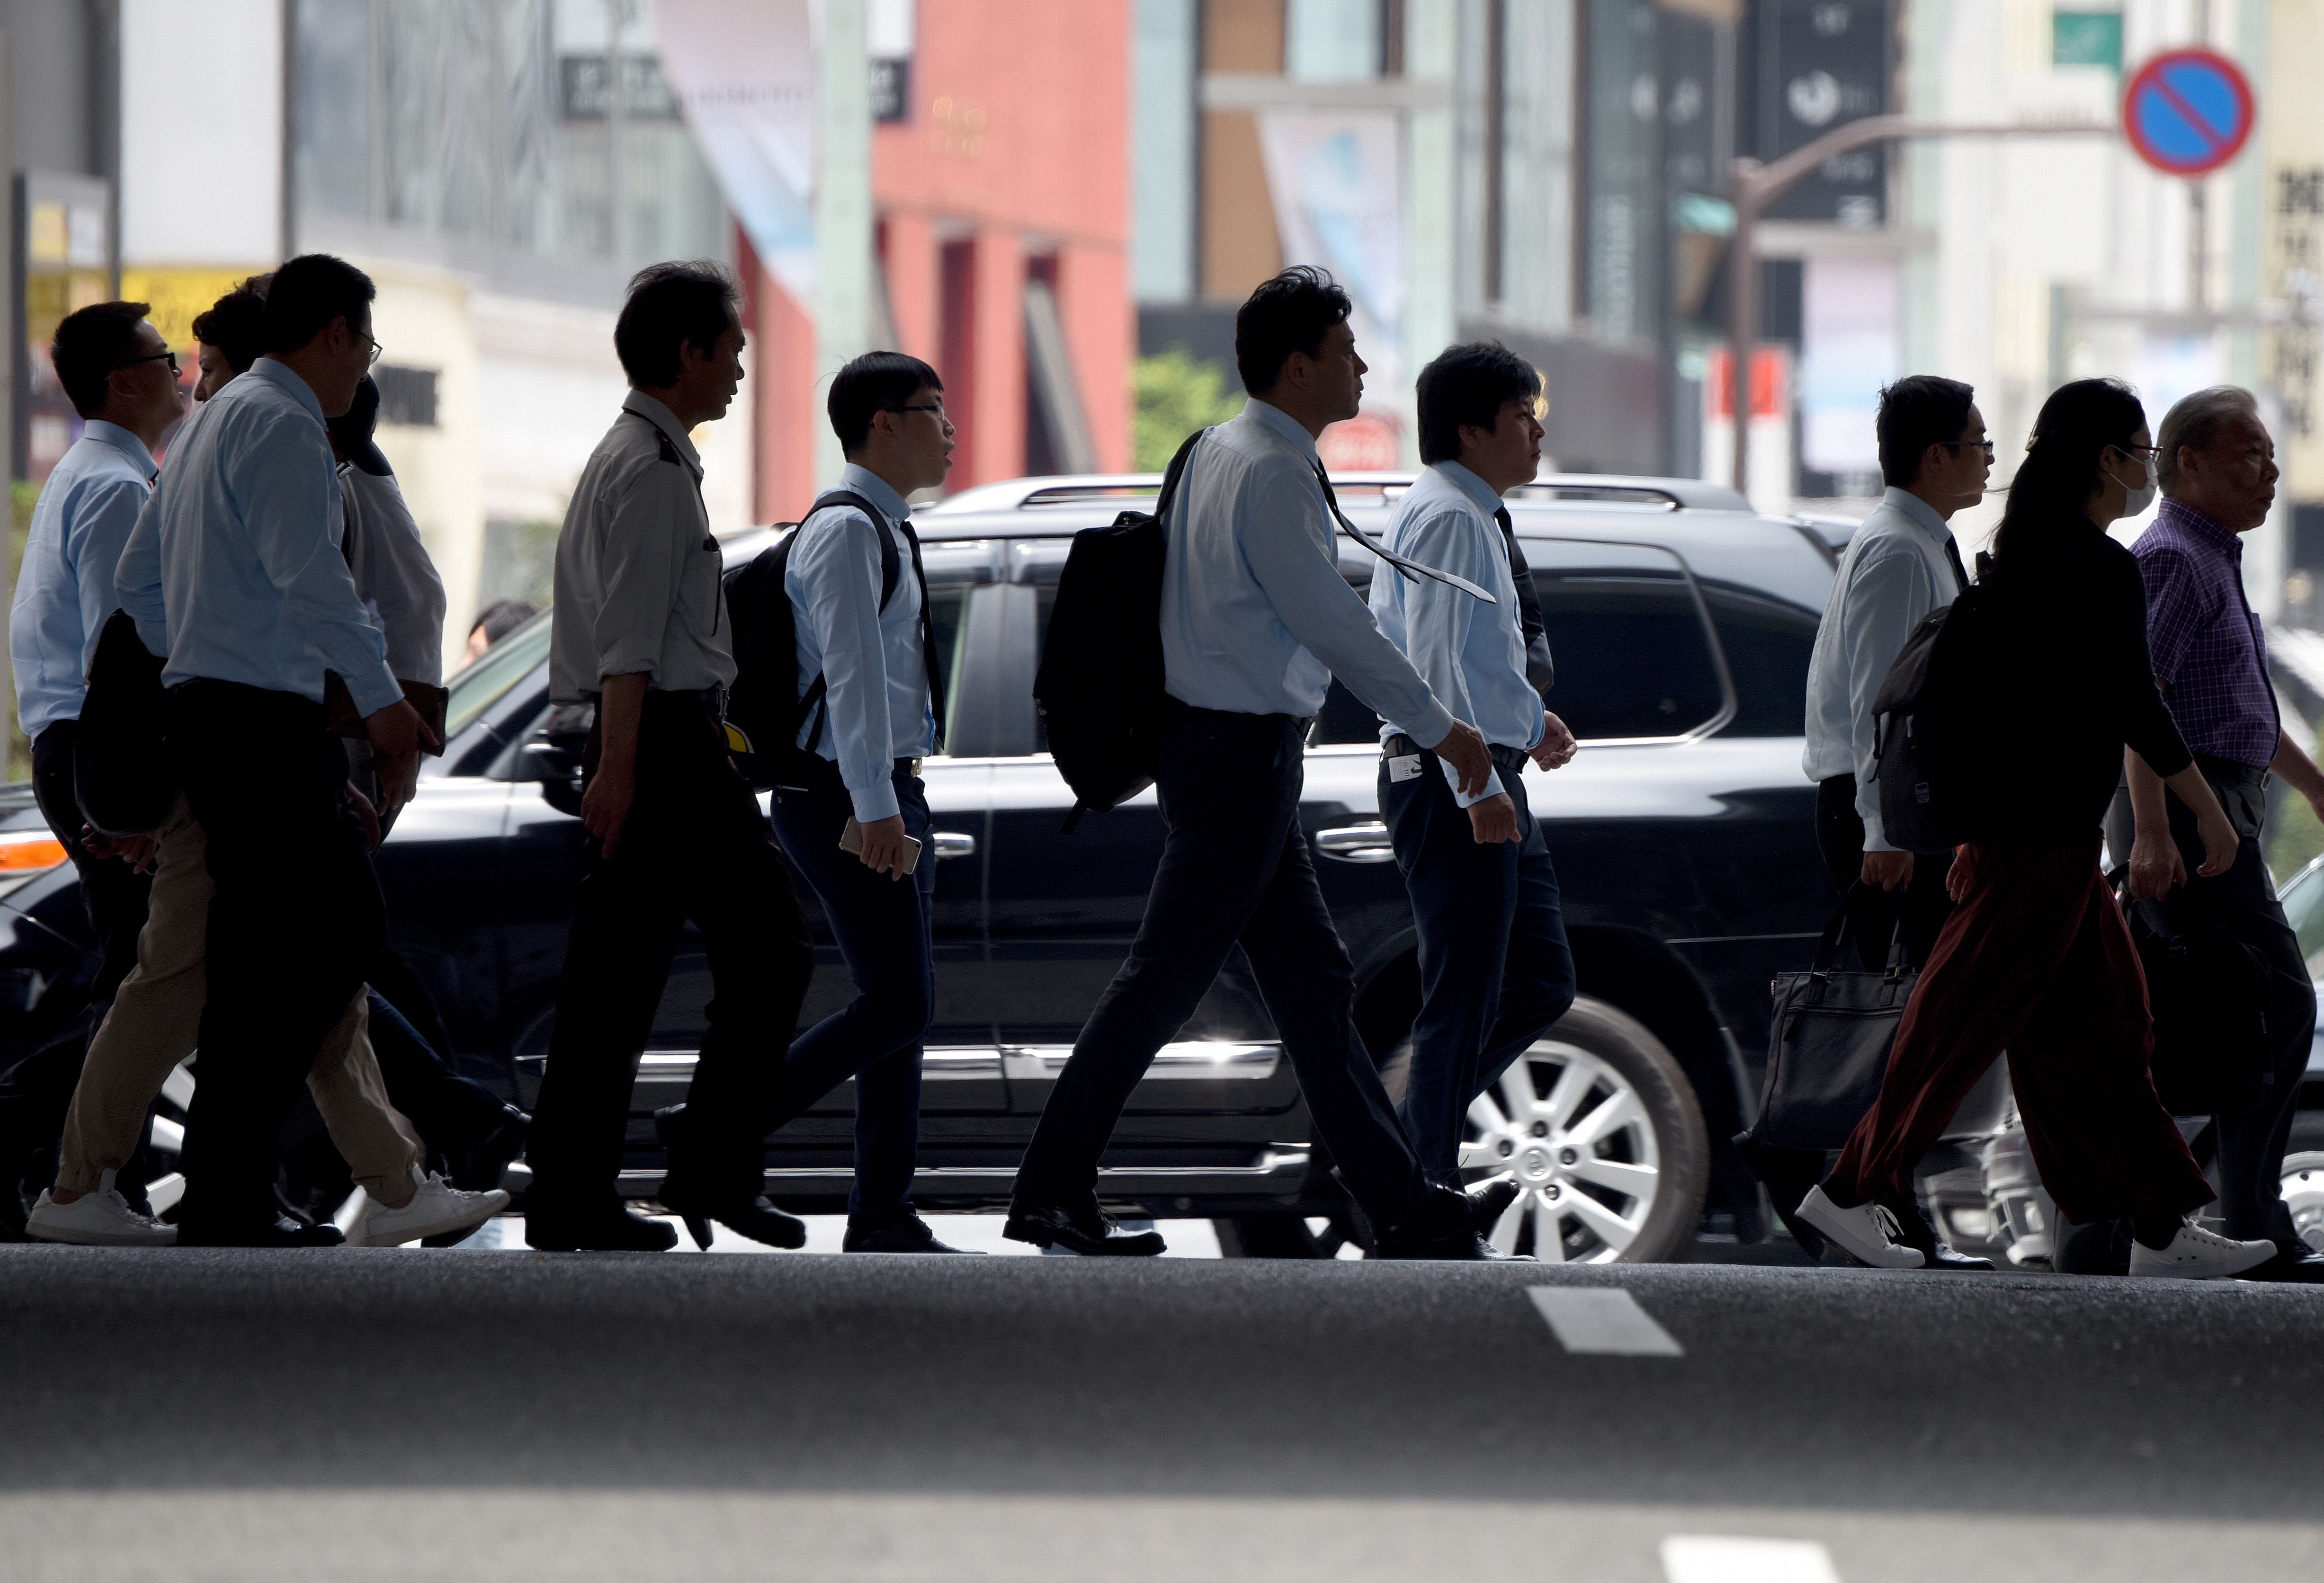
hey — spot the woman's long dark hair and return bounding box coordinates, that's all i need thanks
[1986,378,2147,578]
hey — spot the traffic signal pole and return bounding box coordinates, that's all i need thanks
[1726,116,2112,501]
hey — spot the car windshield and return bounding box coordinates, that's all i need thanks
[444,606,554,741]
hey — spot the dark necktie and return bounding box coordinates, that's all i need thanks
[1310,461,1496,603]
[1495,506,1555,694]
[1942,534,1969,595]
[895,514,948,748]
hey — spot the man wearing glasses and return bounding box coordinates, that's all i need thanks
[664,351,969,1253]
[1775,374,1995,1267]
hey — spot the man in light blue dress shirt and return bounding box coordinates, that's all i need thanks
[116,254,431,1245]
[9,302,182,1027]
[1370,343,1580,1230]
[741,350,971,1254]
[1007,267,1515,1260]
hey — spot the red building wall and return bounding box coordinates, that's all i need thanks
[754,0,1132,519]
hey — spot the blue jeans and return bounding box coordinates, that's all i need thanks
[1380,750,1577,1180]
[768,761,935,1223]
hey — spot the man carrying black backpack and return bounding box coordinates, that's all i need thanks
[1004,267,1512,1260]
[666,351,972,1254]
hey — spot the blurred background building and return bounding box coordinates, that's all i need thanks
[0,0,2318,711]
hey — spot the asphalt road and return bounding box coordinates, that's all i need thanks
[1,1245,2318,1582]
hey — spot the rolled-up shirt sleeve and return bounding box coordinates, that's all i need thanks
[592,464,689,685]
[348,472,448,686]
[1396,505,1503,806]
[791,511,900,824]
[115,483,170,658]
[241,416,398,716]
[1242,469,1455,746]
[72,475,149,680]
[1840,546,1940,852]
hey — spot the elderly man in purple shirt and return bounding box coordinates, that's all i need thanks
[2109,385,2324,1282]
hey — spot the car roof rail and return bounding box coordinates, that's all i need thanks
[935,471,1753,515]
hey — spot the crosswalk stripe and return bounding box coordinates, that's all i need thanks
[1527,1286,1684,1356]
[1661,1535,1843,1583]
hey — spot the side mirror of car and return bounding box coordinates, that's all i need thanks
[524,702,594,817]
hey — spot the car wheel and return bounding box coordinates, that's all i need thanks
[2284,1150,2324,1256]
[1459,999,1708,1263]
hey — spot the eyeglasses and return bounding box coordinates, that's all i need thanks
[888,402,947,419]
[2115,444,2160,460]
[361,333,385,368]
[118,350,181,377]
[1941,439,1997,458]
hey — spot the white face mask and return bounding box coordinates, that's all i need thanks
[2109,450,2157,516]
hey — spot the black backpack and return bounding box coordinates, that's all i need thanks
[722,489,898,791]
[74,609,175,838]
[1034,429,1207,832]
[1869,578,1994,852]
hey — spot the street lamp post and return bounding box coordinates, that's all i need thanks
[1726,116,2112,500]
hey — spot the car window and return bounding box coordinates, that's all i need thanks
[1700,583,1817,738]
[1526,541,1727,741]
[445,605,554,740]
[2279,859,2324,980]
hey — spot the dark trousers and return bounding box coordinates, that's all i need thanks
[2106,765,2313,1248]
[766,759,934,1223]
[31,720,151,1013]
[169,681,384,1230]
[1828,836,2214,1228]
[364,989,512,1154]
[528,690,815,1209]
[1380,747,1576,1179]
[1013,705,1429,1228]
[1814,774,1952,969]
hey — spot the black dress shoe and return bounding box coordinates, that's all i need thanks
[1466,1176,1521,1236]
[843,1215,985,1254]
[1374,1184,1534,1261]
[524,1204,678,1252]
[178,1215,345,1248]
[657,1183,807,1251]
[2237,1246,2324,1282]
[1003,1198,1165,1256]
[1877,1190,1994,1272]
[449,1107,530,1194]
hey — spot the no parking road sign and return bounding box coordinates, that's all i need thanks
[2123,48,2255,177]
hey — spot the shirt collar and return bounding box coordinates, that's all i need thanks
[78,419,157,483]
[246,357,328,430]
[1242,398,1322,465]
[1429,460,1503,517]
[2157,496,2244,560]
[837,462,912,525]
[621,389,704,478]
[1880,486,1953,547]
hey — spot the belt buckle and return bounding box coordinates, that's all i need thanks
[905,757,924,778]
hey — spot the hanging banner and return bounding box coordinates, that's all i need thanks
[1255,110,1405,391]
[652,0,817,299]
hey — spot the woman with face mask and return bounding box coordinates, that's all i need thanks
[1797,377,2278,1280]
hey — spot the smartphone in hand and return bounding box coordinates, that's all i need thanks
[840,817,923,875]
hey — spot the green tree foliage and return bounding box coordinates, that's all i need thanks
[1133,350,1242,471]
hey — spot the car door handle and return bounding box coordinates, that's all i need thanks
[930,830,977,860]
[1314,821,1394,863]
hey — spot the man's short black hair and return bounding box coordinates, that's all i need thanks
[192,274,270,374]
[469,599,537,646]
[1876,375,1976,488]
[262,254,375,356]
[828,350,943,453]
[1416,341,1542,466]
[52,301,156,418]
[1234,266,1353,395]
[615,260,742,388]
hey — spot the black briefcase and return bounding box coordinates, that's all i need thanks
[2116,873,2267,1117]
[1752,904,1914,1152]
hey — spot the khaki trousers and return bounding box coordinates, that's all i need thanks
[54,797,425,1203]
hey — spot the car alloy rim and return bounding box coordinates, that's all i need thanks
[2284,1151,2324,1256]
[1457,1039,1661,1263]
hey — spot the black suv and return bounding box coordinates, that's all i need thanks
[0,470,1845,1262]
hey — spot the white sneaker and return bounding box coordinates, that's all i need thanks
[343,1168,510,1247]
[2127,1218,2276,1280]
[1797,1184,1927,1269]
[26,1168,177,1246]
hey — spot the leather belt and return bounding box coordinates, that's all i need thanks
[1383,732,1531,778]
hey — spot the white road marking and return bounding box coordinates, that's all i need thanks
[1661,1535,1843,1583]
[1528,1286,1684,1356]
